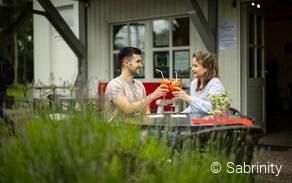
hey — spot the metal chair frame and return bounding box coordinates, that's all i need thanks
[173,125,264,164]
[229,107,241,115]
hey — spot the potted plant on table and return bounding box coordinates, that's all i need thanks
[208,91,232,122]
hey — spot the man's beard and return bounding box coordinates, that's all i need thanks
[129,64,140,75]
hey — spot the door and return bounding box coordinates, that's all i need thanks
[53,35,78,86]
[52,5,78,87]
[241,3,266,128]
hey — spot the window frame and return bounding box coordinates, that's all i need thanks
[110,16,190,81]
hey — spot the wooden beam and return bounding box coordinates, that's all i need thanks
[208,0,217,36]
[184,0,216,53]
[75,1,88,96]
[37,0,86,59]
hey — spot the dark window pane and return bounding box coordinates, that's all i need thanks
[153,51,169,78]
[113,24,128,50]
[130,23,145,49]
[249,14,255,44]
[172,17,189,46]
[249,48,255,78]
[153,20,169,47]
[173,50,190,78]
[257,16,263,46]
[113,54,121,78]
[257,48,263,78]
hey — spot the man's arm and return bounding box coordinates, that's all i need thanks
[112,85,168,115]
[145,105,151,114]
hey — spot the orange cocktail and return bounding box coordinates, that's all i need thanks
[169,80,180,92]
[160,79,170,88]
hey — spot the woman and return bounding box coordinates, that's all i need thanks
[172,51,224,113]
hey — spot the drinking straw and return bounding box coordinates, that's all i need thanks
[175,71,178,82]
[155,69,165,80]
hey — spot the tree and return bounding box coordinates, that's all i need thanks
[0,0,33,88]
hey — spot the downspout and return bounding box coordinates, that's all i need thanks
[75,0,88,97]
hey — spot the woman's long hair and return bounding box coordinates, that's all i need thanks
[193,51,220,91]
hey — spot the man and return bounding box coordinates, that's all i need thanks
[104,47,168,122]
[0,54,15,133]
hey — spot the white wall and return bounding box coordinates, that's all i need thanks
[33,0,79,87]
[217,0,241,110]
[33,0,243,108]
[87,0,242,109]
[87,0,203,94]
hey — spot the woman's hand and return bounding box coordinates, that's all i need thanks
[172,87,192,103]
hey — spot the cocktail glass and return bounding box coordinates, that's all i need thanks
[172,71,180,92]
[160,79,170,104]
[156,69,170,106]
[170,80,180,92]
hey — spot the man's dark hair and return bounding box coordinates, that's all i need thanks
[118,47,142,63]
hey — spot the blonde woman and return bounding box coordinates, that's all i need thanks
[172,51,225,113]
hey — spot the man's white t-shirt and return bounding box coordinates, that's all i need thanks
[104,76,146,122]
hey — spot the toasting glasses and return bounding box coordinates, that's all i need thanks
[155,69,181,105]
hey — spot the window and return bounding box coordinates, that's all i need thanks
[152,17,190,79]
[112,23,145,78]
[153,51,169,78]
[173,50,190,78]
[172,18,190,47]
[111,17,190,80]
[248,14,264,78]
[153,20,169,47]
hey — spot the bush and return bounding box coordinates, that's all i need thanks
[0,108,253,182]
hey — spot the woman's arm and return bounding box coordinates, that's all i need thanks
[187,79,224,113]
[174,78,224,113]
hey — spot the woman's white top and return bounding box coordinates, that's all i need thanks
[182,78,225,114]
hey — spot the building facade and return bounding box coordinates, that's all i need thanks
[33,0,267,128]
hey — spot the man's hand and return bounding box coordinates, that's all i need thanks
[112,85,168,115]
[151,84,169,99]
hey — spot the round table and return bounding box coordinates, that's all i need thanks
[123,113,256,134]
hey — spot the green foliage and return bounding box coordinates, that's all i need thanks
[0,0,34,84]
[0,105,253,182]
[208,91,232,109]
[6,85,24,100]
[208,91,232,114]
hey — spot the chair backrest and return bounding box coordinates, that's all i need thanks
[97,82,108,107]
[174,125,264,164]
[143,82,174,112]
[156,98,180,113]
[229,107,241,115]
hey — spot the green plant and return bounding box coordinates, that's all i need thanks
[69,86,78,91]
[208,91,232,114]
[0,102,253,183]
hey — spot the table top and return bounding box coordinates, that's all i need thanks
[34,85,73,90]
[123,113,255,128]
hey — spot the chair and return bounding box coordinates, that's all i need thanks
[229,107,241,115]
[156,98,180,113]
[97,82,108,107]
[173,125,264,164]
